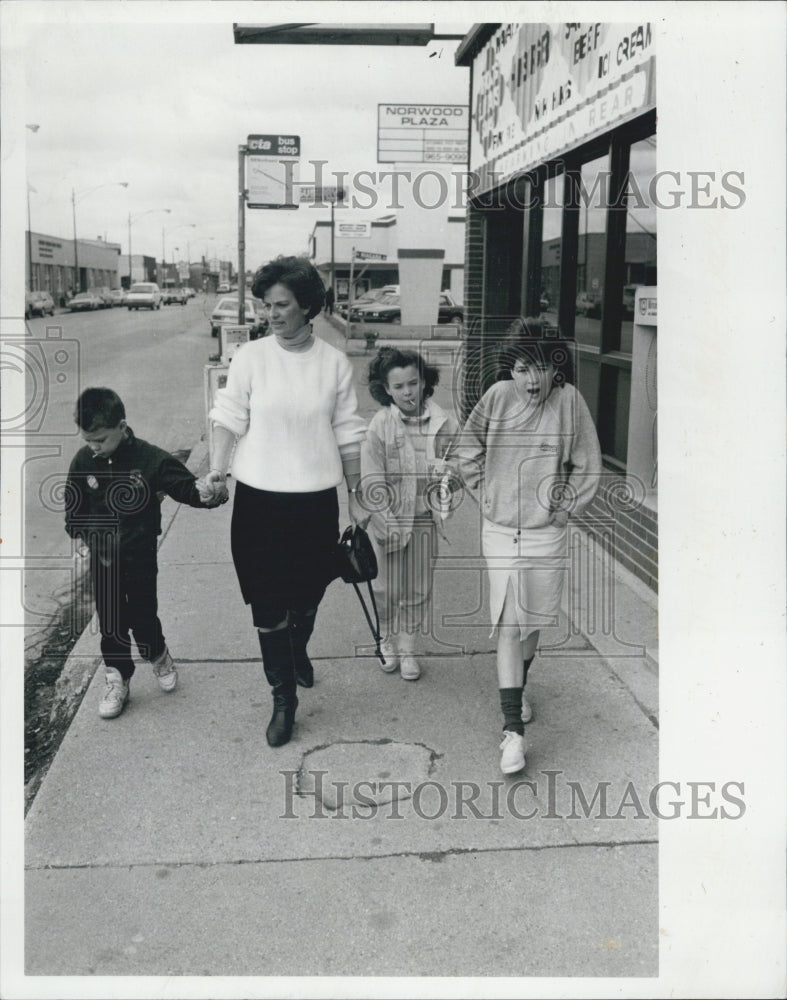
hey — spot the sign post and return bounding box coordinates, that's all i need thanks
[240,134,301,326]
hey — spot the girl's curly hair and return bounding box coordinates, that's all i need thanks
[367,347,440,406]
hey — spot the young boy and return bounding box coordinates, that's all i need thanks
[65,387,227,719]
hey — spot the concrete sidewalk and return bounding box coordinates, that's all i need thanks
[24,320,659,979]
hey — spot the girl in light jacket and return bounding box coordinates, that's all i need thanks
[361,347,460,681]
[458,319,601,775]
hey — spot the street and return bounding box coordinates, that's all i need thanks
[21,295,221,654]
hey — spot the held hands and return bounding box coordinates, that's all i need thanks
[348,488,370,529]
[197,470,229,508]
[548,507,569,528]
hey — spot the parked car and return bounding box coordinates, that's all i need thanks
[67,291,103,312]
[210,295,266,338]
[162,287,188,305]
[575,290,602,317]
[351,291,464,326]
[217,282,230,294]
[338,287,385,319]
[127,282,163,310]
[25,290,55,318]
[91,287,115,309]
[348,291,398,322]
[436,292,465,325]
[183,286,197,299]
[107,289,127,307]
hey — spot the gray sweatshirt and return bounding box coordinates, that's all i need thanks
[458,381,602,530]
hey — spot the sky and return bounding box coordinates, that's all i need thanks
[18,5,472,270]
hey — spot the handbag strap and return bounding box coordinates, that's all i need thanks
[351,580,386,664]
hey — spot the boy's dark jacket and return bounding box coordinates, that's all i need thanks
[65,427,204,554]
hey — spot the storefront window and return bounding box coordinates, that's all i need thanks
[575,154,610,352]
[539,173,563,324]
[622,135,657,352]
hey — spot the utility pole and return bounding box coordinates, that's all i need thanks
[238,145,246,325]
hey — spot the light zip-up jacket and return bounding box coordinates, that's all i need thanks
[361,399,460,552]
[458,381,601,530]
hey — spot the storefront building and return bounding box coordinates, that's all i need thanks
[26,231,123,303]
[456,22,657,589]
[310,212,465,304]
[119,254,159,288]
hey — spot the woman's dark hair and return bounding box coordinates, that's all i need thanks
[367,347,440,406]
[495,317,574,387]
[250,255,325,320]
[74,387,125,431]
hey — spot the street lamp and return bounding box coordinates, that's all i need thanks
[26,184,36,293]
[128,208,170,286]
[72,181,129,293]
[26,124,40,293]
[161,223,196,287]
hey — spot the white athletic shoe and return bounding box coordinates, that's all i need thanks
[400,654,421,681]
[151,647,178,692]
[98,668,130,719]
[499,730,526,774]
[378,639,399,673]
[398,632,421,681]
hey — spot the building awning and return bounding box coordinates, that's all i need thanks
[454,24,499,65]
[233,23,437,46]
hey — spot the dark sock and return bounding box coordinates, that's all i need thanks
[523,656,534,688]
[499,688,524,735]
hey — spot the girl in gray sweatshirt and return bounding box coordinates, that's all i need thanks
[458,319,601,775]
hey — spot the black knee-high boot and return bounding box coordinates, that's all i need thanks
[258,627,298,747]
[288,609,317,688]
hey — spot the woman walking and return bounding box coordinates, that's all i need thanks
[204,256,366,747]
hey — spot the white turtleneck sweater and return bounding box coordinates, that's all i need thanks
[209,335,366,492]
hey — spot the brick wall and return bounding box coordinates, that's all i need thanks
[461,204,487,419]
[576,489,658,592]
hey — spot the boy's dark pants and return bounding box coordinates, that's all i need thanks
[90,545,166,681]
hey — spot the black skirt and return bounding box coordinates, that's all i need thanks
[231,480,340,612]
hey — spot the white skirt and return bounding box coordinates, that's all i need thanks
[482,518,568,640]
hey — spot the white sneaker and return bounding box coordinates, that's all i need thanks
[151,647,178,692]
[521,693,533,724]
[378,639,399,673]
[400,654,421,681]
[499,730,526,774]
[99,668,129,719]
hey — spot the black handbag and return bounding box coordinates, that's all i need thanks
[337,525,385,664]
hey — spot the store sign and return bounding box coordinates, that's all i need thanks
[246,133,300,209]
[471,23,655,193]
[337,221,371,239]
[35,237,64,261]
[378,104,469,163]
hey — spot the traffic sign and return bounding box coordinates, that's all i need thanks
[354,250,387,261]
[247,134,300,157]
[298,185,345,204]
[246,134,300,209]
